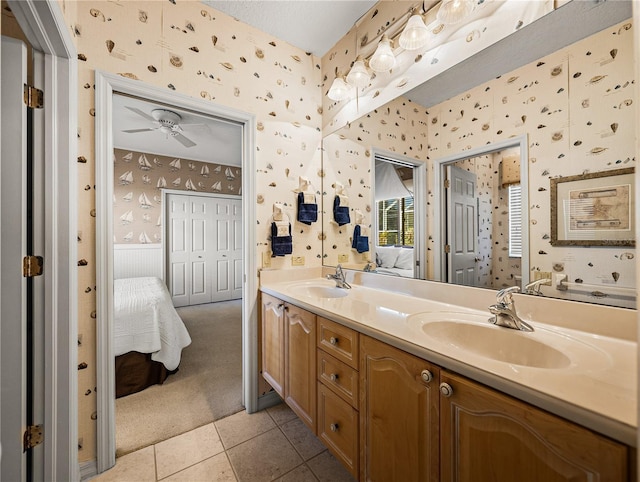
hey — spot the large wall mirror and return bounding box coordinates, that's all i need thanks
[321,2,636,309]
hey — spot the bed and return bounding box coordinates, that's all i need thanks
[114,277,192,398]
[375,246,415,278]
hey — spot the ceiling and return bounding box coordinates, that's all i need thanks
[201,1,377,57]
[113,94,243,166]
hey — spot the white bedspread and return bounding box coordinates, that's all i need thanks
[114,277,191,371]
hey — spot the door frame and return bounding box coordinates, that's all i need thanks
[162,189,243,305]
[371,148,427,280]
[94,71,258,472]
[432,134,529,287]
[3,1,78,480]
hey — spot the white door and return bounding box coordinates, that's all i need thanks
[447,165,479,286]
[1,35,45,482]
[167,194,242,306]
[211,198,243,301]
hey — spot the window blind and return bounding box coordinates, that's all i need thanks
[508,184,522,258]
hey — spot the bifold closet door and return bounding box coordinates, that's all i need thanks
[167,194,242,306]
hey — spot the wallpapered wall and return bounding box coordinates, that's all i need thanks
[322,95,428,268]
[113,148,241,244]
[58,0,323,461]
[427,19,636,303]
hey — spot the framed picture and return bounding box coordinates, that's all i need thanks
[550,167,635,247]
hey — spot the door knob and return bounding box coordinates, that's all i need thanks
[474,257,481,262]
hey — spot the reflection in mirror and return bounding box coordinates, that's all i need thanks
[432,136,529,290]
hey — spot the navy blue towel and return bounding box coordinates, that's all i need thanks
[333,195,350,226]
[271,222,293,257]
[297,192,318,225]
[351,225,369,253]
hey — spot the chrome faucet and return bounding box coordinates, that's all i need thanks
[524,278,551,296]
[488,286,533,332]
[327,264,351,289]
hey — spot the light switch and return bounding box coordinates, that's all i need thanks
[262,252,272,268]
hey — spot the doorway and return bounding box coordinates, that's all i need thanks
[95,71,258,473]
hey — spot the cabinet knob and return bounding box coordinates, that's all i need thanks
[329,337,339,345]
[277,303,284,309]
[330,423,339,432]
[329,373,339,382]
[420,369,433,383]
[439,382,454,398]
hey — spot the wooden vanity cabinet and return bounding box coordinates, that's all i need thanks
[284,303,316,432]
[260,293,285,397]
[439,370,630,482]
[359,335,440,482]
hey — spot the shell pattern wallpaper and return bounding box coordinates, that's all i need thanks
[113,148,242,244]
[52,0,636,462]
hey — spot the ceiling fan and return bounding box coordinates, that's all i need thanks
[123,106,197,148]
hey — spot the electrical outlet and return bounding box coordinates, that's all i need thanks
[291,256,305,266]
[262,252,272,268]
[338,254,349,263]
[533,271,552,285]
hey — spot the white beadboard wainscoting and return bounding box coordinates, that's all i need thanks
[113,244,163,280]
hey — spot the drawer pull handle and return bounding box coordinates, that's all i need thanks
[420,369,433,383]
[330,423,339,432]
[329,337,339,345]
[439,382,454,398]
[329,373,339,382]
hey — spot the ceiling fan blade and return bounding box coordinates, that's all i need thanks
[125,106,156,122]
[173,133,197,148]
[122,128,156,134]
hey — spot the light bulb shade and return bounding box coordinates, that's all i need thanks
[327,76,351,101]
[369,35,396,72]
[399,14,430,50]
[346,57,370,88]
[437,0,475,25]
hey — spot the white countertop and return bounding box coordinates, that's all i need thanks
[260,269,637,446]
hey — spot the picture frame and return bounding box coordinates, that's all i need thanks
[550,167,635,247]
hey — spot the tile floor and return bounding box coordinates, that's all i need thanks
[92,404,355,482]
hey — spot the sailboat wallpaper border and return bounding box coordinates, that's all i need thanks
[113,147,242,244]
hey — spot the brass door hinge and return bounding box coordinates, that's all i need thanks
[23,256,43,277]
[444,179,450,189]
[24,84,44,109]
[24,424,43,451]
[444,244,451,254]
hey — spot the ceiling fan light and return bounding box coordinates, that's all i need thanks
[346,56,371,88]
[399,14,430,50]
[327,76,352,101]
[369,35,396,73]
[437,0,475,25]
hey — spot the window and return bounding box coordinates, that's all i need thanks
[508,184,522,257]
[377,196,414,246]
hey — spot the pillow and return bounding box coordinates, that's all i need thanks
[394,248,414,270]
[376,246,400,268]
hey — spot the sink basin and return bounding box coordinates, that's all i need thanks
[292,284,349,299]
[407,312,609,370]
[422,321,571,369]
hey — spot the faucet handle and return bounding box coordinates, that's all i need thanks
[524,278,550,295]
[497,285,520,305]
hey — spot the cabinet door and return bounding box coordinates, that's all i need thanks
[285,303,316,432]
[261,293,285,397]
[440,371,629,482]
[360,335,440,482]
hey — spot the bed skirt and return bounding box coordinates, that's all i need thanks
[115,351,177,398]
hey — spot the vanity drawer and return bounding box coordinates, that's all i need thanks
[317,317,358,369]
[317,383,358,478]
[318,349,358,409]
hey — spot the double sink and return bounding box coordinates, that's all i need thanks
[289,280,610,371]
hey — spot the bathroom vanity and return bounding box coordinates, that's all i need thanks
[259,268,636,481]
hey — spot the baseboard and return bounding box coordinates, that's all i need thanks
[79,460,97,481]
[257,391,282,411]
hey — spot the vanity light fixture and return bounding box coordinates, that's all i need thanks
[369,35,396,73]
[327,74,352,101]
[346,55,371,89]
[436,0,475,25]
[398,12,430,50]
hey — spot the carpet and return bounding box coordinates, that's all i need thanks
[115,299,244,457]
